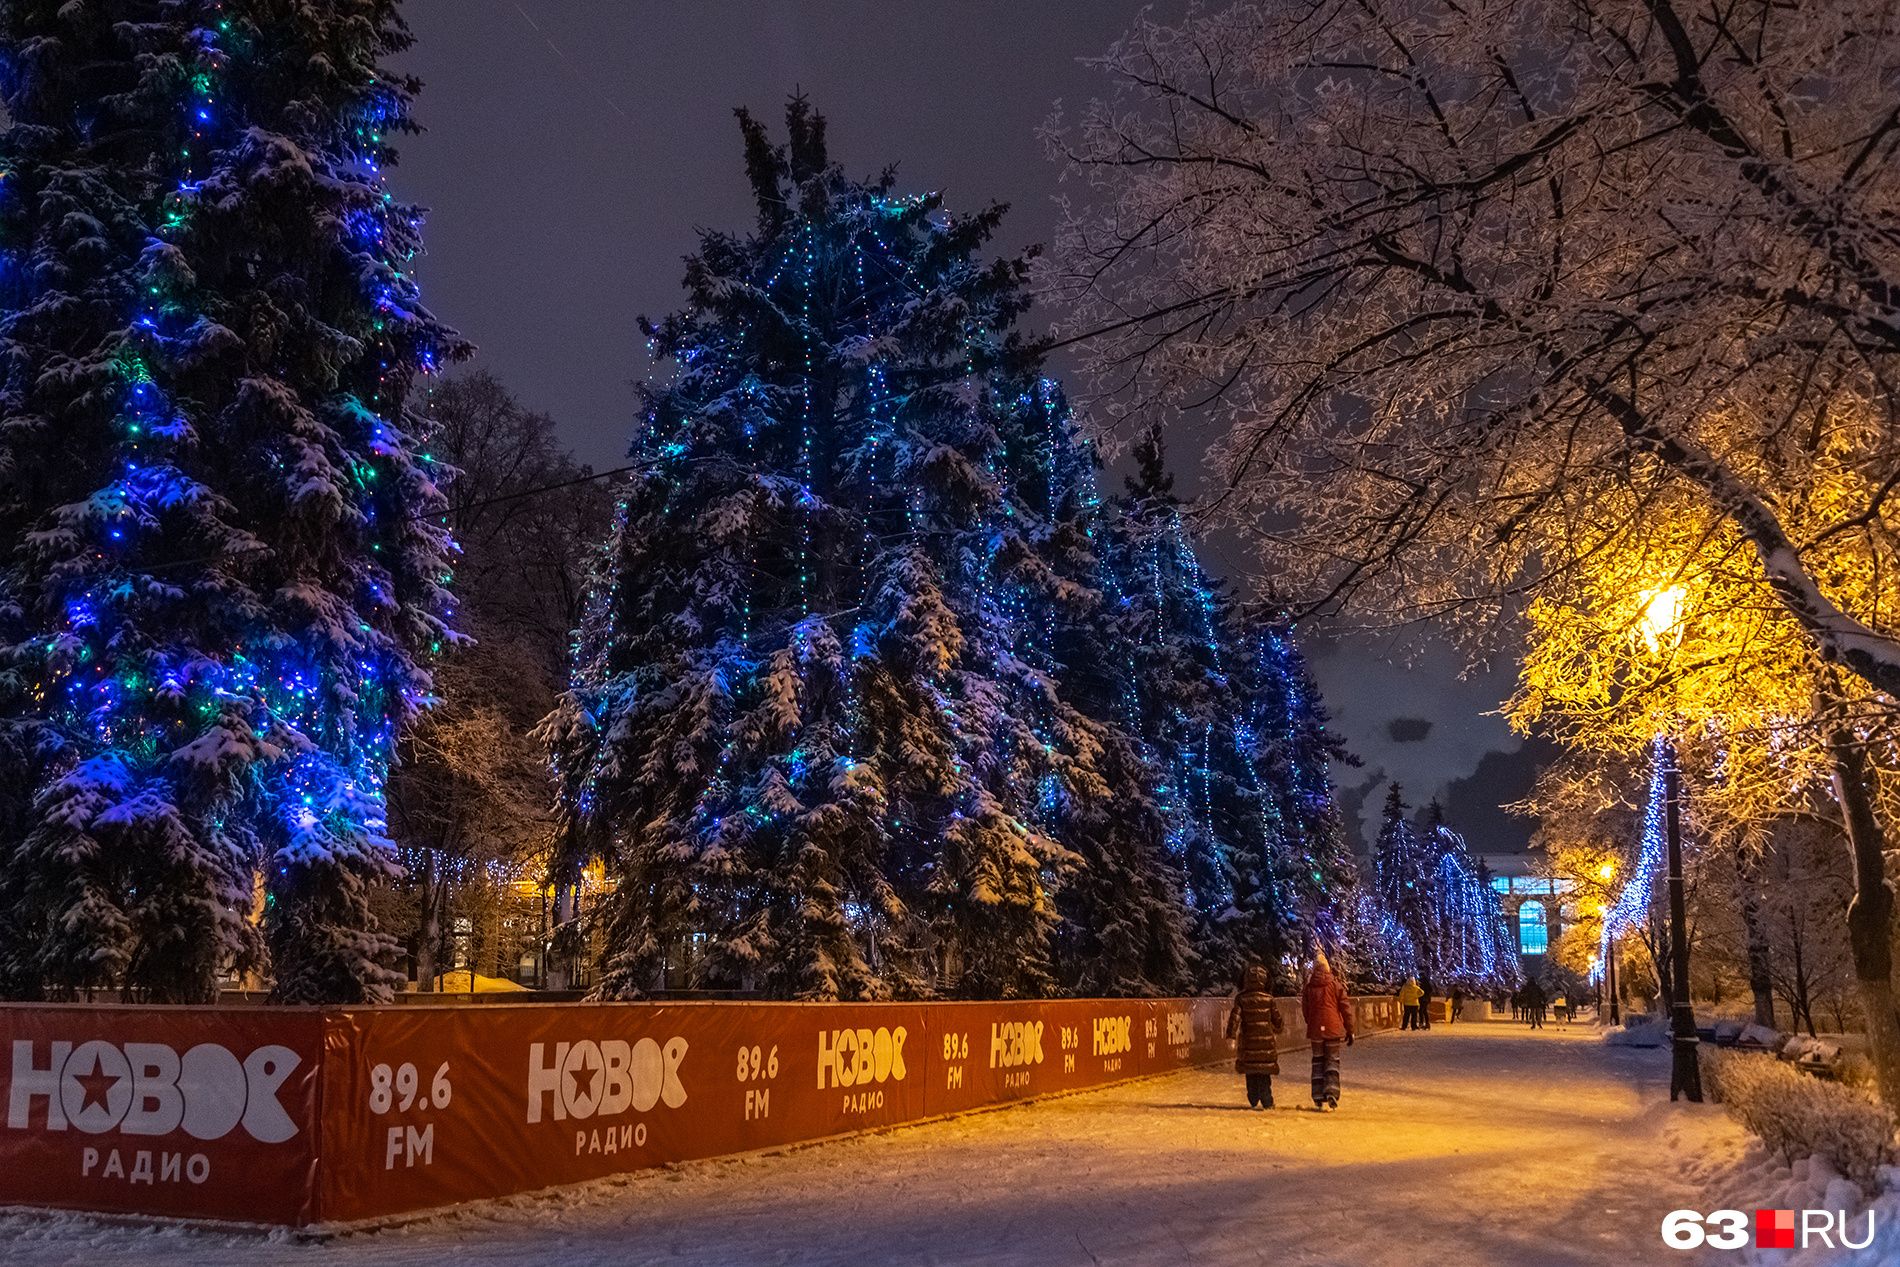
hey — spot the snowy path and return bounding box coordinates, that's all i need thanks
[1,1020,1728,1266]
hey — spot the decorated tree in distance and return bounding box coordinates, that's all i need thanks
[544,100,1199,1001]
[1372,785,1428,973]
[0,1,465,1003]
[1367,791,1516,993]
[1419,809,1519,992]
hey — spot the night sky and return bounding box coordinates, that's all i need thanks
[391,0,1548,856]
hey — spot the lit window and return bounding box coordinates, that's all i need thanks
[1518,900,1548,955]
[1491,877,1510,893]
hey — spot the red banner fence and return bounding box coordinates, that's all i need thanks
[1,993,1398,1226]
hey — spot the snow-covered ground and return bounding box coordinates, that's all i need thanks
[0,1020,1782,1266]
[1672,1104,1900,1266]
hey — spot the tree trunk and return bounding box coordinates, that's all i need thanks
[1786,911,1815,1038]
[1646,920,1673,1017]
[1829,725,1900,1118]
[416,851,441,993]
[1736,851,1777,1029]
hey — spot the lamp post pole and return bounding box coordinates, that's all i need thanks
[1606,941,1619,1026]
[1663,745,1702,1101]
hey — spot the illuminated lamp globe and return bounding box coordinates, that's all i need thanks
[1637,585,1688,653]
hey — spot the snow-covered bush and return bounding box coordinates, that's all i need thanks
[1838,1055,1878,1093]
[1603,1016,1666,1047]
[1704,1050,1895,1193]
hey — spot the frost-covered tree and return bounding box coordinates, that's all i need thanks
[1052,0,1900,695]
[1052,0,1900,1075]
[385,372,609,990]
[544,100,1203,1001]
[0,1,465,1002]
[1506,501,1900,1106]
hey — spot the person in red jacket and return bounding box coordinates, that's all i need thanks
[1302,948,1354,1110]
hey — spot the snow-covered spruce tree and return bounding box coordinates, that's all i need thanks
[1419,809,1519,992]
[1075,424,1353,990]
[1088,428,1242,978]
[1235,613,1358,972]
[1367,790,1517,992]
[1020,421,1195,998]
[548,100,1188,1000]
[0,2,464,1002]
[1373,784,1431,977]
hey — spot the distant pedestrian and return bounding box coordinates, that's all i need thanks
[1523,978,1547,1029]
[1449,988,1464,1024]
[1510,985,1524,1021]
[1419,976,1435,1029]
[1226,962,1283,1109]
[1554,991,1569,1025]
[1398,976,1423,1031]
[1302,949,1355,1110]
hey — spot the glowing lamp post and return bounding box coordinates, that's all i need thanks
[1640,587,1703,1103]
[1598,860,1619,1025]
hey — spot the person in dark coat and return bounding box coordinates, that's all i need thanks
[1449,987,1464,1024]
[1301,949,1354,1110]
[1226,962,1283,1108]
[1523,978,1547,1029]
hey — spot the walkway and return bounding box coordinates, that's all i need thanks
[1,1020,1730,1266]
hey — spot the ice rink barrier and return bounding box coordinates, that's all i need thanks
[0,992,1398,1225]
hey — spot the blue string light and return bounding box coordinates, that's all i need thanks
[1599,737,1669,974]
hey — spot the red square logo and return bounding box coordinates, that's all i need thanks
[1756,1209,1796,1249]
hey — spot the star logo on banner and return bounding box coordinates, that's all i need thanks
[70,1052,121,1114]
[567,1049,600,1104]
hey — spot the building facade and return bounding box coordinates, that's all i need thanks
[1481,854,1573,979]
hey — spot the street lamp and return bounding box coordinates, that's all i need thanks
[1598,860,1620,1025]
[1639,586,1702,1103]
[1638,586,1686,652]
